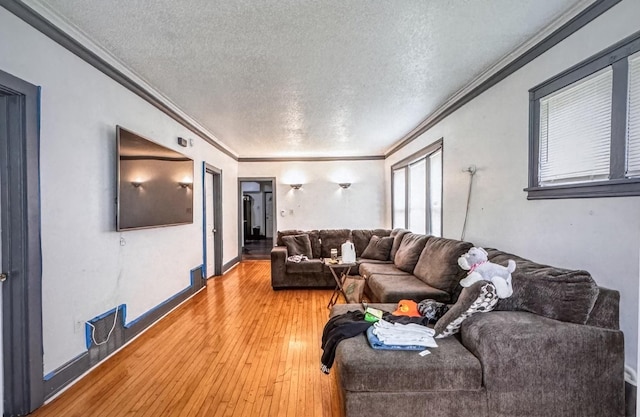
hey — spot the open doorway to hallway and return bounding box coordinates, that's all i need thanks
[239,179,276,260]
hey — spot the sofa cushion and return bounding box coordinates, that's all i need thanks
[351,229,391,257]
[335,328,482,392]
[487,248,599,324]
[276,229,303,246]
[359,263,410,279]
[285,258,324,274]
[319,229,352,258]
[435,281,499,337]
[413,237,473,293]
[393,233,429,273]
[360,236,393,261]
[367,274,449,303]
[282,234,313,258]
[389,228,410,261]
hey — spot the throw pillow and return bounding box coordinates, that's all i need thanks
[434,280,499,338]
[361,236,393,260]
[282,234,313,258]
[393,233,429,273]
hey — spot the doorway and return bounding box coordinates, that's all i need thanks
[238,178,276,260]
[1,70,44,415]
[203,164,223,278]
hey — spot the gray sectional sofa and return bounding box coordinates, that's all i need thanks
[271,228,472,305]
[271,228,626,416]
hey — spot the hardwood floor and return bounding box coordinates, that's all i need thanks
[33,261,344,417]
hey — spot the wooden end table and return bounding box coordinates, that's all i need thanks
[325,258,357,309]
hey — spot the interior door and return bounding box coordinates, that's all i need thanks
[265,192,273,238]
[205,171,215,278]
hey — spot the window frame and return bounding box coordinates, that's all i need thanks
[526,30,640,199]
[391,139,443,235]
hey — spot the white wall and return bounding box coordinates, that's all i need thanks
[0,8,238,374]
[239,160,387,231]
[385,0,640,370]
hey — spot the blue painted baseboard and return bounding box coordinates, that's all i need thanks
[43,265,205,399]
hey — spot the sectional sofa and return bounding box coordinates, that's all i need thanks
[271,228,626,416]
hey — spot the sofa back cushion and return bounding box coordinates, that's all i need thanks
[277,230,303,246]
[277,229,321,258]
[413,237,473,293]
[351,229,391,257]
[393,233,429,273]
[319,229,351,258]
[487,248,599,324]
[360,236,393,261]
[282,234,313,258]
[389,228,410,261]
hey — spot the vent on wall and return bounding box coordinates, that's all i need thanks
[85,305,126,366]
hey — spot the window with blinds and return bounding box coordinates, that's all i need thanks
[528,33,640,199]
[539,68,612,185]
[626,52,640,177]
[391,140,442,235]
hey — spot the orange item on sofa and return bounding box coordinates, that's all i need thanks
[392,300,421,317]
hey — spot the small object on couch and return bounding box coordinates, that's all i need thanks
[392,299,421,317]
[458,247,515,299]
[287,254,309,263]
[417,299,450,323]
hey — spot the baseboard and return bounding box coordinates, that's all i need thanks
[42,265,205,400]
[223,256,241,273]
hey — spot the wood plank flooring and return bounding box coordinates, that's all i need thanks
[32,261,344,417]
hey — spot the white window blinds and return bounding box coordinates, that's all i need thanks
[539,67,613,185]
[392,168,406,228]
[626,52,640,177]
[408,159,426,235]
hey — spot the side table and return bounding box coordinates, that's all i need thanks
[325,259,356,309]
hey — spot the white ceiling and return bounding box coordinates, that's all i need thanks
[31,0,589,158]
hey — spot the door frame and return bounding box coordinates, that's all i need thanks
[0,70,44,415]
[202,163,223,278]
[237,177,276,257]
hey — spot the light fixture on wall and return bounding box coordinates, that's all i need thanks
[290,184,302,190]
[179,181,193,189]
[338,183,351,189]
[131,181,143,188]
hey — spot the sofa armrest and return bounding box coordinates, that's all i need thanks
[270,246,288,289]
[461,311,624,416]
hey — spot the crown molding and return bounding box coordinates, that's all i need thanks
[384,0,620,158]
[2,0,239,160]
[238,155,385,163]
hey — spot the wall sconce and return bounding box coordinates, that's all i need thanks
[290,184,302,190]
[179,181,193,189]
[131,181,143,188]
[338,183,351,189]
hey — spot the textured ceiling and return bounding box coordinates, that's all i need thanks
[33,0,587,158]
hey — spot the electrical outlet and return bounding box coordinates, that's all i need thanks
[120,237,126,246]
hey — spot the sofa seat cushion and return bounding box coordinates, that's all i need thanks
[359,262,409,278]
[367,274,450,303]
[413,237,473,293]
[335,331,482,392]
[286,259,324,274]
